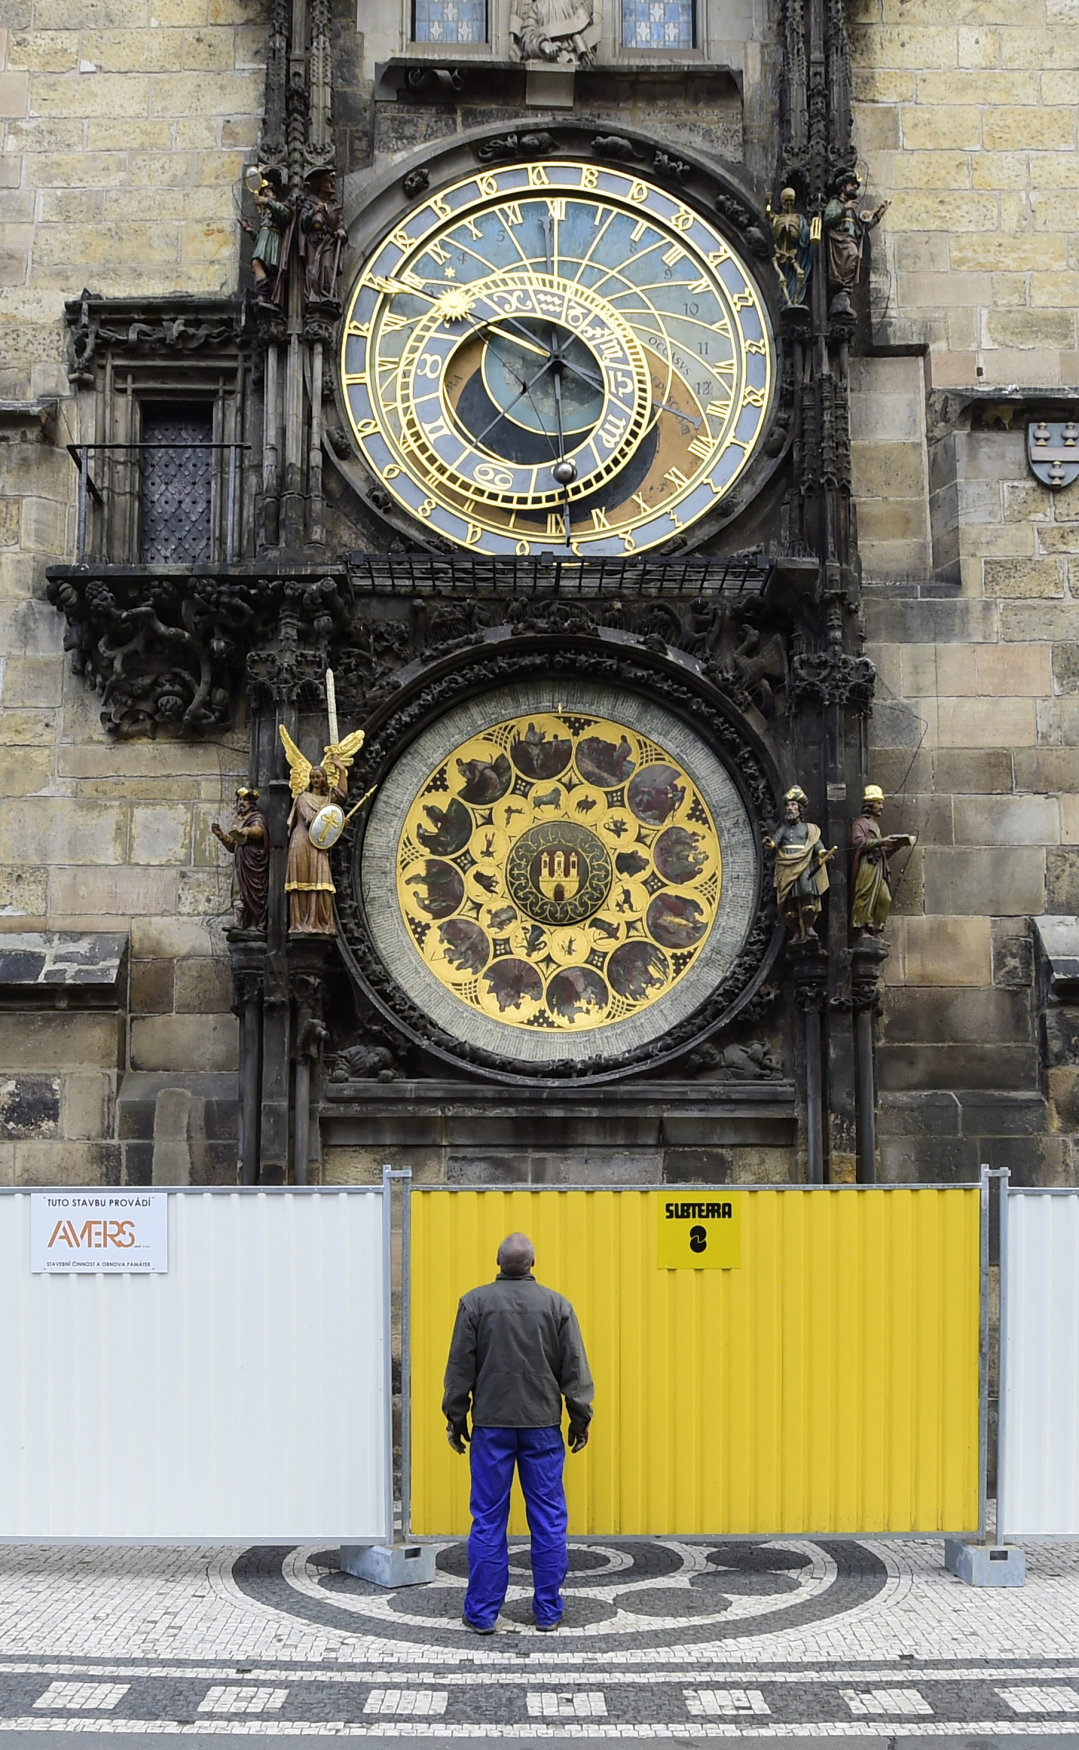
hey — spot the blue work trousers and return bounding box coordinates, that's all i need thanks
[463,1425,568,1630]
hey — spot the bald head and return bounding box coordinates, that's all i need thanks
[497,1232,535,1277]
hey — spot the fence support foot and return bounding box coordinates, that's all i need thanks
[340,1543,436,1587]
[944,1537,1025,1587]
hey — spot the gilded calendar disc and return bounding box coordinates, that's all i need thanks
[360,681,760,1067]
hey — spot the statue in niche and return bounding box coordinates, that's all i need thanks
[766,187,813,308]
[242,166,291,309]
[212,787,269,931]
[849,783,916,937]
[299,168,347,313]
[279,726,366,934]
[823,172,889,315]
[763,785,835,942]
[509,0,600,66]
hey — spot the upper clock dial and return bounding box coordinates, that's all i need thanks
[340,160,775,558]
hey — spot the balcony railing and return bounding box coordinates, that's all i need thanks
[67,441,249,567]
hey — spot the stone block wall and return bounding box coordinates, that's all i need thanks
[0,0,256,1183]
[852,0,1079,389]
[852,0,1079,1182]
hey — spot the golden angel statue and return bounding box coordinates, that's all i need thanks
[279,724,366,935]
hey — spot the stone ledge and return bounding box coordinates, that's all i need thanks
[0,931,127,1008]
[322,1079,796,1153]
[0,400,60,444]
[1033,913,1079,1001]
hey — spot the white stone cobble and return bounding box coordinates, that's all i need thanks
[0,1538,1071,1667]
[32,1683,130,1711]
[198,1688,289,1715]
[363,1692,449,1716]
[840,1687,933,1716]
[685,1689,770,1715]
[526,1692,608,1717]
[997,1686,1079,1714]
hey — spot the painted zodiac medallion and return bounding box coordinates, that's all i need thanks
[393,712,722,1033]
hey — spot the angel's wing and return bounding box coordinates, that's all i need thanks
[279,723,312,798]
[323,726,365,769]
[322,726,365,791]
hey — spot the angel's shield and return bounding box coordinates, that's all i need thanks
[310,802,345,849]
[1028,419,1079,489]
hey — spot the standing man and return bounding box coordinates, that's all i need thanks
[443,1232,593,1635]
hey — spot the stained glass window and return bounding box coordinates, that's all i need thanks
[412,0,487,43]
[622,0,694,49]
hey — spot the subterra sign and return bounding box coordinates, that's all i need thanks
[657,1192,741,1269]
[30,1192,168,1274]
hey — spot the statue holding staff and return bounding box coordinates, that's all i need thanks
[763,785,835,942]
[823,172,889,314]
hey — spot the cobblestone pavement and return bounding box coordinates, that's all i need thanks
[0,1540,1076,1738]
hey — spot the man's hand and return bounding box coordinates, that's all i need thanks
[568,1422,589,1454]
[447,1420,470,1454]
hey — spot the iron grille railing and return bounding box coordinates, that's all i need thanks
[346,551,772,597]
[67,442,249,566]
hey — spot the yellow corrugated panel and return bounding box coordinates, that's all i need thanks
[410,1186,981,1537]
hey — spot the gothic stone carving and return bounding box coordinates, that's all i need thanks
[47,568,353,735]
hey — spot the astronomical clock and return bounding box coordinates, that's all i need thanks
[331,141,784,1083]
[339,158,774,559]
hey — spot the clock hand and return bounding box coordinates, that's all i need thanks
[540,210,554,277]
[520,373,560,461]
[375,275,703,428]
[547,344,705,429]
[471,358,555,449]
[478,322,550,360]
[550,349,573,546]
[374,277,552,360]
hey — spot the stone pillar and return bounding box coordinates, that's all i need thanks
[289,936,334,1185]
[851,938,888,1184]
[258,683,293,1185]
[228,932,267,1187]
[791,941,829,1184]
[246,611,338,1182]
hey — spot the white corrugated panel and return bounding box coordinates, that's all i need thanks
[0,1190,390,1540]
[1000,1190,1079,1536]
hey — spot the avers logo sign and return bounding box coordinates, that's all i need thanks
[30,1193,168,1274]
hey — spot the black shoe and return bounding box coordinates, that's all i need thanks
[535,1620,561,1633]
[462,1614,496,1635]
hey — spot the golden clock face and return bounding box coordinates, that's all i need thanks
[395,711,722,1033]
[360,681,762,1069]
[340,160,774,557]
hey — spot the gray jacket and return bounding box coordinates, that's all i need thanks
[442,1272,594,1431]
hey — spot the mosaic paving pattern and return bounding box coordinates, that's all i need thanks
[0,1538,1076,1736]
